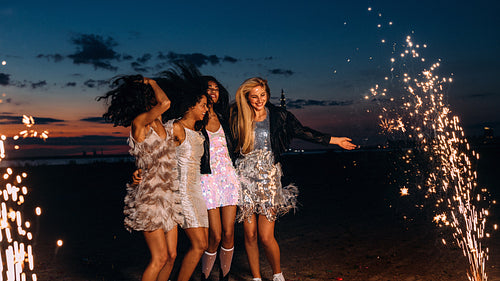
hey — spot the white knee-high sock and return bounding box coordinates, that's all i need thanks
[219,246,234,277]
[201,251,217,279]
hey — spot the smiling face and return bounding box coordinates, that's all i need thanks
[247,85,268,112]
[189,95,209,121]
[207,80,219,104]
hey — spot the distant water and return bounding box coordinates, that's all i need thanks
[0,155,134,167]
[0,148,393,168]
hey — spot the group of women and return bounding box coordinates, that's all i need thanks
[99,64,356,281]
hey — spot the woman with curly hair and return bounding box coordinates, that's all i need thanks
[98,76,179,281]
[99,64,211,281]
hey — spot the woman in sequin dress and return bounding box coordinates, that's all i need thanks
[98,76,179,281]
[230,77,356,281]
[199,77,240,281]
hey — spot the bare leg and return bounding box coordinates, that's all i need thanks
[220,205,237,249]
[142,228,174,281]
[177,227,208,281]
[207,208,222,253]
[258,215,281,274]
[219,205,237,277]
[243,214,261,278]
[157,226,178,281]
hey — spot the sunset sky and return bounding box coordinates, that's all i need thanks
[0,0,498,157]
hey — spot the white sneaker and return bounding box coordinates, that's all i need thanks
[273,273,285,281]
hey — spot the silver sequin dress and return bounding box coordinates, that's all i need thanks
[236,110,298,222]
[124,120,182,232]
[176,124,209,229]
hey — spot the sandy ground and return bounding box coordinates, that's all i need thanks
[15,147,500,281]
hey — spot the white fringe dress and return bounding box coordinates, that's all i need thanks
[124,121,182,232]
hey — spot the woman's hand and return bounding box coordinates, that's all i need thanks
[330,137,357,150]
[142,77,156,85]
[132,169,142,185]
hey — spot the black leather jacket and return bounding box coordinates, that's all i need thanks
[200,112,236,174]
[232,103,332,164]
[267,103,331,163]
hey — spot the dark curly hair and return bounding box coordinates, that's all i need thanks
[158,63,211,130]
[97,75,157,127]
[98,63,211,130]
[202,75,230,119]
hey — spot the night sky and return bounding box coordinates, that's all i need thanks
[0,0,499,157]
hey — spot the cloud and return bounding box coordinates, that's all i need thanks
[284,98,354,109]
[31,81,47,89]
[65,82,77,87]
[36,53,65,62]
[0,115,64,125]
[80,117,107,124]
[122,54,133,60]
[269,68,294,76]
[223,56,238,63]
[131,62,150,73]
[84,79,109,88]
[137,53,152,64]
[462,92,498,99]
[0,73,10,85]
[158,51,238,67]
[68,34,119,71]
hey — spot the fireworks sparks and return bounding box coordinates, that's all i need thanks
[373,36,493,281]
[14,115,49,142]
[400,187,409,196]
[0,116,47,280]
[0,166,38,280]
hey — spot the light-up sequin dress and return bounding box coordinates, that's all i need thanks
[236,110,298,222]
[124,120,182,232]
[200,126,240,210]
[176,125,209,229]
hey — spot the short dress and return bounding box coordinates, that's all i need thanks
[200,126,240,210]
[176,124,209,229]
[124,121,182,232]
[236,110,298,222]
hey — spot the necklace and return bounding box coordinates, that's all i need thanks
[179,119,194,130]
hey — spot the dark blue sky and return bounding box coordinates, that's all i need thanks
[0,0,498,156]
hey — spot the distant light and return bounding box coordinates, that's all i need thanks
[35,207,42,216]
[389,21,393,25]
[381,39,386,43]
[368,7,372,11]
[57,240,63,247]
[1,61,6,65]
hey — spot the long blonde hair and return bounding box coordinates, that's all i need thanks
[231,77,270,154]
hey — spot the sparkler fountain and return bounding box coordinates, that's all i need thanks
[0,115,49,280]
[369,35,494,281]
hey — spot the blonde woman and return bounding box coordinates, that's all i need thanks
[230,77,356,281]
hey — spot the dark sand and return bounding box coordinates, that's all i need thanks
[18,147,500,281]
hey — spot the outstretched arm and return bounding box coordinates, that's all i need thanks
[329,137,356,150]
[286,108,356,150]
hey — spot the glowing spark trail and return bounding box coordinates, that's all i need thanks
[0,117,45,280]
[371,36,492,281]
